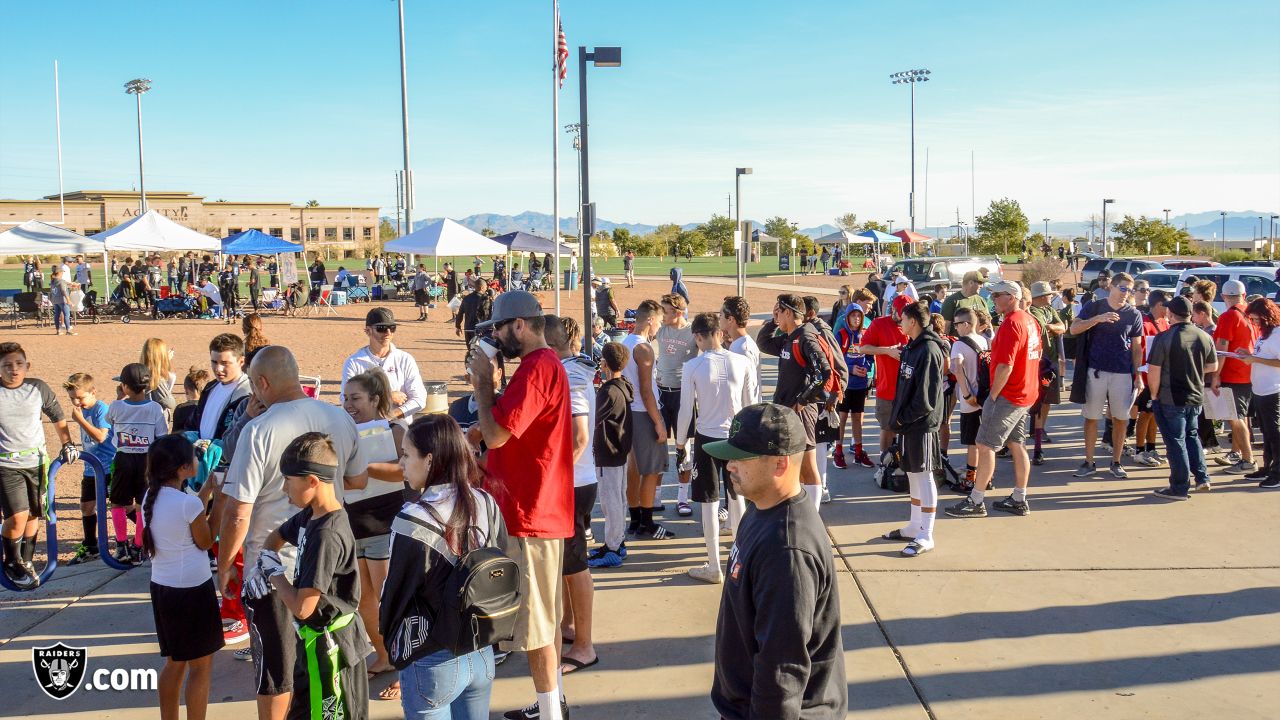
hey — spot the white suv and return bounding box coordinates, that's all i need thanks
[1177,267,1280,313]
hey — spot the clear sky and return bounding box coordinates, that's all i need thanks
[1,0,1277,228]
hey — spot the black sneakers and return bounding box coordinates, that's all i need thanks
[504,698,570,719]
[944,498,987,518]
[993,495,1030,516]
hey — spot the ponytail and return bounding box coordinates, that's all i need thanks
[142,434,196,558]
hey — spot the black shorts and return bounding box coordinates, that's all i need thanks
[1135,386,1152,414]
[109,453,147,506]
[151,578,224,661]
[658,386,693,464]
[414,288,428,306]
[80,471,111,504]
[796,403,819,451]
[691,433,735,503]
[899,429,940,474]
[959,411,983,446]
[1224,382,1253,419]
[838,387,869,414]
[245,589,297,695]
[563,483,598,576]
[0,465,43,518]
[815,410,839,445]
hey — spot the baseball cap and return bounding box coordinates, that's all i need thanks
[365,307,395,326]
[892,295,915,314]
[985,279,1023,298]
[895,276,911,286]
[1030,281,1055,298]
[476,290,543,329]
[1167,296,1192,317]
[1222,279,1246,297]
[1098,269,1112,279]
[1182,275,1198,284]
[703,403,808,461]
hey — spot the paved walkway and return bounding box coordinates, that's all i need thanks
[4,338,1278,718]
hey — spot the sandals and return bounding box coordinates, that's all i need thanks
[560,655,599,675]
[880,528,916,541]
[377,682,401,701]
[901,540,933,558]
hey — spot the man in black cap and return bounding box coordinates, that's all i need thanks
[1146,296,1218,499]
[340,307,427,422]
[1180,275,1198,298]
[704,403,847,720]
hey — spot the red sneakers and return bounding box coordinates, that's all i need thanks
[854,449,875,468]
[832,444,848,469]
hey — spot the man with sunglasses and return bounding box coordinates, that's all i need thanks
[341,307,427,422]
[1069,272,1146,478]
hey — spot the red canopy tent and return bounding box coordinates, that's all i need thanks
[892,229,932,256]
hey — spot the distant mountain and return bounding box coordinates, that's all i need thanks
[399,212,761,238]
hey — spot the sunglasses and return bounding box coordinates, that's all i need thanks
[990,292,1011,299]
[371,324,397,333]
[1114,286,1133,294]
[955,319,972,326]
[492,319,514,332]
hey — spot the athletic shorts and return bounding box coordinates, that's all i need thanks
[1036,374,1062,407]
[500,536,564,653]
[691,433,735,504]
[0,466,42,518]
[795,403,819,451]
[80,471,111,504]
[109,452,148,506]
[658,386,693,465]
[629,413,669,476]
[899,429,939,474]
[1083,369,1137,421]
[244,589,297,695]
[151,578,224,661]
[959,410,983,446]
[1223,382,1253,420]
[356,533,391,561]
[1135,386,1152,414]
[838,386,869,414]
[875,397,894,430]
[975,396,1031,449]
[563,483,598,576]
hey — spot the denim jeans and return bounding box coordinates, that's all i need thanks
[399,646,494,720]
[1152,401,1209,495]
[1255,392,1280,482]
[52,303,72,332]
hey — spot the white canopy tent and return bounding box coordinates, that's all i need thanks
[384,218,508,256]
[0,220,105,256]
[813,229,862,246]
[92,210,221,252]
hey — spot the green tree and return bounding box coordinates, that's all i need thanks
[642,223,681,258]
[1111,215,1193,255]
[305,199,319,208]
[675,227,708,257]
[378,218,396,243]
[834,213,859,232]
[611,227,641,255]
[764,216,794,243]
[699,214,736,255]
[861,220,889,234]
[973,198,1029,255]
[480,227,496,237]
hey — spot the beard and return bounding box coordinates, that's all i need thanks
[498,333,521,359]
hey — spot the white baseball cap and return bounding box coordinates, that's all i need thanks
[1221,279,1246,297]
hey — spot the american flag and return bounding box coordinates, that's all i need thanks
[556,8,568,88]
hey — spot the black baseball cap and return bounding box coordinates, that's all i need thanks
[1183,275,1198,284]
[1167,296,1192,317]
[365,307,395,326]
[703,403,808,460]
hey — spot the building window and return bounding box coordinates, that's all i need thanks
[291,228,301,242]
[325,227,337,241]
[307,227,318,242]
[343,227,354,242]
[362,226,373,240]
[229,228,242,235]
[269,227,283,238]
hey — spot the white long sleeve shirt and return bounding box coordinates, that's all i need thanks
[676,349,759,445]
[341,343,428,420]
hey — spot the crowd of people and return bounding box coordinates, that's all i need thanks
[4,249,1280,719]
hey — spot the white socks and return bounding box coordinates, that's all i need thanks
[803,484,823,511]
[816,442,829,488]
[538,688,563,720]
[912,471,937,543]
[700,502,720,570]
[726,494,746,534]
[677,482,690,504]
[903,474,923,538]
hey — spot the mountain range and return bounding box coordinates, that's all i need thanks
[396,210,1278,242]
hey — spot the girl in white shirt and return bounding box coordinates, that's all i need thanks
[1239,298,1280,488]
[141,434,221,720]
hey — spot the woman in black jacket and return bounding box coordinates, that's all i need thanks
[885,300,949,557]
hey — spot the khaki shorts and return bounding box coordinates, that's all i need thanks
[499,536,564,653]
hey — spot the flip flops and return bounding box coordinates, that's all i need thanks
[560,656,600,675]
[880,528,916,541]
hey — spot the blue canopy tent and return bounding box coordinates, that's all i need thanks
[220,229,304,255]
[490,231,572,254]
[855,229,899,245]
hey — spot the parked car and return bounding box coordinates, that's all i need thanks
[1162,259,1222,270]
[1177,267,1280,313]
[1138,269,1181,294]
[1225,260,1280,268]
[1079,258,1164,288]
[887,256,1004,292]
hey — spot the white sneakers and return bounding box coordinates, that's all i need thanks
[687,563,723,584]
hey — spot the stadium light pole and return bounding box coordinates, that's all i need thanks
[124,78,152,214]
[890,68,930,232]
[1043,217,1050,242]
[1101,199,1115,257]
[1163,208,1172,225]
[1221,211,1227,253]
[578,45,622,335]
[735,167,752,296]
[1271,215,1278,259]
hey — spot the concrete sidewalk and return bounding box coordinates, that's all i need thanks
[4,372,1279,718]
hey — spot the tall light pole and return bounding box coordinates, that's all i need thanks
[566,123,581,238]
[578,45,622,335]
[395,0,417,269]
[735,167,752,296]
[1163,208,1172,225]
[1043,217,1050,243]
[890,68,930,232]
[1221,211,1227,252]
[1271,215,1278,259]
[1101,199,1115,257]
[124,78,151,214]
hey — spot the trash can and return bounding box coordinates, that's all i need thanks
[564,270,578,291]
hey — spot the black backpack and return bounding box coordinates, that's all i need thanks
[476,291,494,324]
[956,336,993,405]
[422,503,520,656]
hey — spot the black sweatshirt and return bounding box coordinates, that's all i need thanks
[593,377,633,467]
[757,320,831,407]
[889,328,950,434]
[712,493,846,720]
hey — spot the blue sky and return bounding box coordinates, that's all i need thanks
[1,0,1277,228]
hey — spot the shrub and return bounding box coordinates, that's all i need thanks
[1211,249,1250,264]
[1020,257,1067,286]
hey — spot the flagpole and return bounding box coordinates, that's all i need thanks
[552,0,562,315]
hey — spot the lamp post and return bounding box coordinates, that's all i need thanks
[1271,215,1278,259]
[1221,211,1227,253]
[578,45,622,335]
[1043,218,1050,244]
[890,68,930,232]
[395,0,416,267]
[1101,199,1115,257]
[735,167,752,296]
[123,78,151,214]
[1163,208,1172,225]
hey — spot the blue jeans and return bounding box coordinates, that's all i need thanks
[1152,401,1209,495]
[399,646,494,720]
[52,303,73,332]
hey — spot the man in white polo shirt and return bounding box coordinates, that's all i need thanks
[341,307,427,422]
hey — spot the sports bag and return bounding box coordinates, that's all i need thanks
[956,336,993,405]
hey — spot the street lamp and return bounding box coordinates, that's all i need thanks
[1043,218,1050,243]
[1163,208,1172,225]
[888,219,895,234]
[1221,211,1227,252]
[1101,199,1115,257]
[890,68,930,232]
[578,45,622,335]
[123,78,152,214]
[735,168,752,295]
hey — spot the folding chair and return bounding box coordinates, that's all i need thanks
[299,375,322,399]
[301,284,337,317]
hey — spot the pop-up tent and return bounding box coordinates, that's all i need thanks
[892,230,932,244]
[93,210,221,252]
[384,218,507,256]
[856,229,900,245]
[221,229,303,255]
[814,229,862,246]
[490,231,574,254]
[0,220,104,256]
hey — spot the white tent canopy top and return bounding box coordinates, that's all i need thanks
[384,218,508,256]
[813,229,863,245]
[0,220,105,256]
[92,210,221,252]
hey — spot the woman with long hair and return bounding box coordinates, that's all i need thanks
[341,368,407,701]
[380,413,504,720]
[140,338,177,413]
[1239,298,1280,488]
[240,313,270,353]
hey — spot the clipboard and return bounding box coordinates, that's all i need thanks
[1203,387,1238,421]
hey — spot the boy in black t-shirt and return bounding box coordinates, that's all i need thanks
[258,432,369,720]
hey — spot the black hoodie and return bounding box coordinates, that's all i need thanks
[593,376,634,467]
[889,328,949,434]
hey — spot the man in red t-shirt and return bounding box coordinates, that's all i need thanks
[861,294,911,460]
[469,290,573,720]
[1211,280,1260,475]
[946,281,1042,518]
